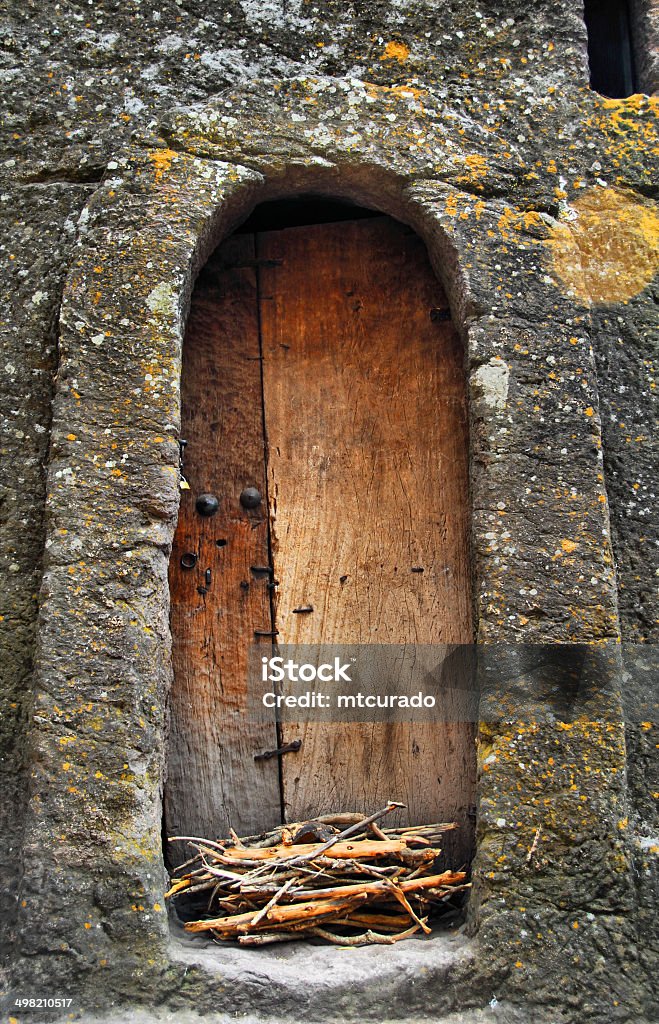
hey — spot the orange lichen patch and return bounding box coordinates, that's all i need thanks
[149,148,178,183]
[388,83,427,102]
[445,192,459,217]
[496,206,540,241]
[561,539,578,554]
[455,152,489,187]
[603,93,659,110]
[381,41,410,62]
[465,153,488,177]
[362,81,428,104]
[545,187,659,305]
[600,93,659,131]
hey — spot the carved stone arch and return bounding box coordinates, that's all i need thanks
[22,130,488,978]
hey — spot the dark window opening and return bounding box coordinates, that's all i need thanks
[584,0,637,97]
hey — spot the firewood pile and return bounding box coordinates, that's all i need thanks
[165,802,469,947]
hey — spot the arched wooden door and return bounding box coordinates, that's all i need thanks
[164,212,475,868]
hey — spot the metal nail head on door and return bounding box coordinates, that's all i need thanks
[240,486,262,509]
[195,493,220,516]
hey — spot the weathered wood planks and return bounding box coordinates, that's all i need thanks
[166,216,475,868]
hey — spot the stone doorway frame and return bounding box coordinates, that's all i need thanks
[14,81,627,1014]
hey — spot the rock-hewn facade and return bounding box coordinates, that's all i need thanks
[0,2,657,1022]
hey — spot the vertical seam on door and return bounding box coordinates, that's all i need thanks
[254,229,286,824]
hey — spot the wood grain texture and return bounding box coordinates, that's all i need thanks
[257,218,475,864]
[165,234,281,867]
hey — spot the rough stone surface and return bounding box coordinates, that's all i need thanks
[0,182,91,950]
[64,1004,572,1024]
[0,2,657,1024]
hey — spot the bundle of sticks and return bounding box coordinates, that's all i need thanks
[165,801,469,947]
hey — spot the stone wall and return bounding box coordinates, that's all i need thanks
[631,0,659,93]
[0,2,657,1022]
[0,183,91,945]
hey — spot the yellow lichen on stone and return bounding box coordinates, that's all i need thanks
[455,153,489,188]
[545,187,659,305]
[381,41,410,62]
[602,93,659,111]
[149,148,178,183]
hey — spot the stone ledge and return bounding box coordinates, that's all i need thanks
[69,1009,563,1024]
[164,926,474,1021]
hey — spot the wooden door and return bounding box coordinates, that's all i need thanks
[165,216,474,869]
